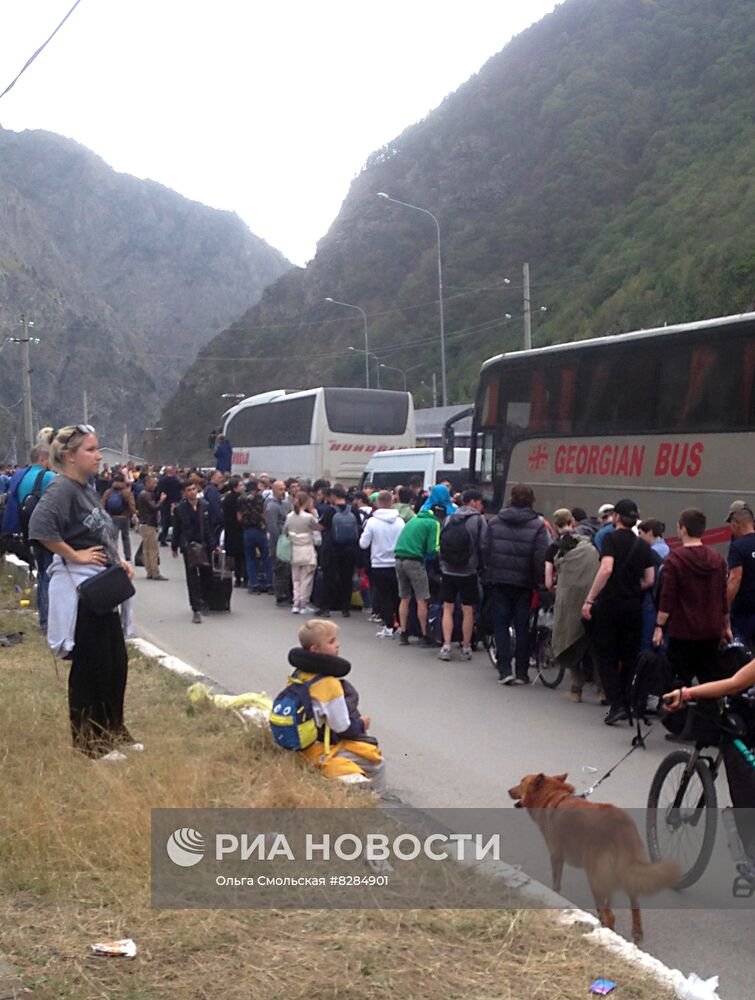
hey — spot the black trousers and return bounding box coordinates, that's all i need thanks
[322,546,357,613]
[667,637,720,686]
[591,601,642,711]
[371,566,399,628]
[182,552,213,611]
[68,600,131,757]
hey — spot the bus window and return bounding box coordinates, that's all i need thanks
[323,388,408,435]
[660,341,742,430]
[497,369,532,434]
[228,395,316,446]
[480,432,495,482]
[574,349,656,433]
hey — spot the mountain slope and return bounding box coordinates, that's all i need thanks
[0,129,291,452]
[158,0,755,463]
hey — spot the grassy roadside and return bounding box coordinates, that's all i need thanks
[0,566,673,999]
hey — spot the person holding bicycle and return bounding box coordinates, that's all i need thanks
[663,656,755,712]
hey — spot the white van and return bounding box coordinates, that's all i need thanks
[359,447,471,493]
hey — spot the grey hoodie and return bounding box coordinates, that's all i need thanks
[440,506,488,576]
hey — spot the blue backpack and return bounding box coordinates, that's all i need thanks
[331,506,359,545]
[269,673,323,750]
[106,490,126,515]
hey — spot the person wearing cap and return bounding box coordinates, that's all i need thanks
[593,503,616,554]
[582,499,655,725]
[727,506,755,646]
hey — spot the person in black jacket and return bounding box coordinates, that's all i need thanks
[171,480,214,623]
[483,483,549,685]
[221,476,247,588]
[157,465,183,545]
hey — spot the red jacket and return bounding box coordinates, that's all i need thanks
[659,544,727,641]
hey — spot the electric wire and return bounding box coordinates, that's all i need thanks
[0,0,85,102]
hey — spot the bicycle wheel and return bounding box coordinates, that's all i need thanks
[646,749,718,889]
[484,633,498,669]
[534,628,565,689]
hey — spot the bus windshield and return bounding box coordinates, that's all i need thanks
[323,388,410,435]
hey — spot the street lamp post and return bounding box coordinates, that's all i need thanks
[378,362,423,392]
[377,193,448,406]
[325,297,370,388]
[348,346,381,389]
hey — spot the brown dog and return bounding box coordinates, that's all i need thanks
[508,772,681,942]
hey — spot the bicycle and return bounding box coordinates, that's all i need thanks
[646,694,755,893]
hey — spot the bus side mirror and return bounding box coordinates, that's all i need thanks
[443,425,455,465]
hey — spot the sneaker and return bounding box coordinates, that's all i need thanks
[399,632,409,646]
[95,750,127,763]
[603,706,629,726]
[192,611,202,624]
[437,645,452,661]
[154,575,169,581]
[314,609,331,618]
[460,647,473,661]
[291,606,301,614]
[376,626,394,638]
[513,675,530,686]
[498,673,514,685]
[301,606,316,615]
[420,634,436,648]
[367,613,383,624]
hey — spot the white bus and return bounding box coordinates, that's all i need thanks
[449,312,755,547]
[221,387,415,483]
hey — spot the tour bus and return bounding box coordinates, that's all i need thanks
[359,447,471,494]
[444,312,755,544]
[222,387,415,483]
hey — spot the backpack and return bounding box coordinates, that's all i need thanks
[269,673,323,750]
[331,506,359,545]
[629,649,686,745]
[440,513,474,570]
[106,490,125,515]
[19,469,47,542]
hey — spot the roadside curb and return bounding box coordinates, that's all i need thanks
[131,631,714,999]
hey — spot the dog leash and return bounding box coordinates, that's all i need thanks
[578,722,656,799]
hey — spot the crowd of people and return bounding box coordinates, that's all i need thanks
[3,433,755,777]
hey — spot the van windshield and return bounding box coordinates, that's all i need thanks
[367,470,424,490]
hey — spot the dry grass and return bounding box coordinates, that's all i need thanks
[0,566,673,999]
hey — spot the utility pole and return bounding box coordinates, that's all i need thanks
[19,314,34,459]
[83,389,89,424]
[522,263,532,351]
[432,373,438,408]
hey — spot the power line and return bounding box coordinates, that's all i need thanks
[0,0,85,102]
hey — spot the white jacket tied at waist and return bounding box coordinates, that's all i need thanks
[46,556,134,658]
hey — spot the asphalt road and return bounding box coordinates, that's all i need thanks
[133,548,752,998]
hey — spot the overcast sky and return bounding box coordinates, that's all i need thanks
[0,1,558,265]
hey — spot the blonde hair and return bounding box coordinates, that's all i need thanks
[298,619,338,649]
[36,426,54,448]
[49,425,94,473]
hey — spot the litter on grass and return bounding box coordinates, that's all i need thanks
[675,973,721,1000]
[589,981,616,996]
[89,939,137,958]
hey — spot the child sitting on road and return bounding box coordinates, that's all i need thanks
[284,619,385,789]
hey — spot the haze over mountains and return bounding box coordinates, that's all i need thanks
[0,128,290,454]
[157,0,755,463]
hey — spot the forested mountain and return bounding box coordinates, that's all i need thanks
[159,0,755,463]
[0,129,290,453]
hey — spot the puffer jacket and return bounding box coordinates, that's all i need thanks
[483,505,549,589]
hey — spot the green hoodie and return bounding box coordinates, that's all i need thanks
[394,509,440,560]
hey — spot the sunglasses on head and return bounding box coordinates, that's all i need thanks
[62,423,96,443]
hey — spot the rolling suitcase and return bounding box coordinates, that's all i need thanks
[206,552,233,612]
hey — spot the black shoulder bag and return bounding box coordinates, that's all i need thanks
[76,564,135,616]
